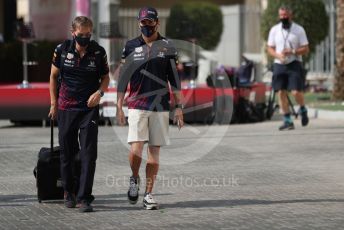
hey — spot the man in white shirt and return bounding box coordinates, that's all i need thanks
[267,6,309,130]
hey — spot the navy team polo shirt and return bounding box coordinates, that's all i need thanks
[52,40,109,111]
[118,34,181,112]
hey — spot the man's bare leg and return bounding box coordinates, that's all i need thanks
[145,145,160,193]
[127,141,144,204]
[129,142,144,177]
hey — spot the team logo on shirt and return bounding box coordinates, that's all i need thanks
[67,53,74,59]
[88,61,96,68]
[157,51,165,58]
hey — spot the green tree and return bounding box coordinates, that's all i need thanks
[166,2,223,50]
[261,0,329,61]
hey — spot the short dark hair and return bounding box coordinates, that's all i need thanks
[71,16,93,31]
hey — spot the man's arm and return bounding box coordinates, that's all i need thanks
[295,45,309,55]
[116,61,128,126]
[267,46,285,63]
[167,51,184,129]
[87,74,110,108]
[282,45,309,56]
[88,47,110,108]
[99,50,111,93]
[172,91,182,105]
[99,74,110,93]
[172,91,184,129]
[48,65,60,120]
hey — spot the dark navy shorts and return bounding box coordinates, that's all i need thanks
[272,61,305,91]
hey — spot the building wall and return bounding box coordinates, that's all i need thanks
[29,0,73,40]
[243,0,262,54]
[215,5,243,66]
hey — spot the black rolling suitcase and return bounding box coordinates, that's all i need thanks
[33,120,80,203]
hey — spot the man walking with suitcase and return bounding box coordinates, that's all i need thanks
[48,16,109,212]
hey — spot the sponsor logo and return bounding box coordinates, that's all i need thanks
[64,58,74,67]
[135,47,143,53]
[67,53,74,59]
[134,53,144,58]
[133,57,145,61]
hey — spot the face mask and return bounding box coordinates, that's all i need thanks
[74,35,91,47]
[280,18,291,29]
[140,25,156,37]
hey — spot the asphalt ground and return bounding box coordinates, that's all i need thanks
[0,118,343,229]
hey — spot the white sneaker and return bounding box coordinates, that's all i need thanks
[143,193,159,210]
[127,176,140,204]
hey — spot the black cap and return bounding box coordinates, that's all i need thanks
[137,7,158,21]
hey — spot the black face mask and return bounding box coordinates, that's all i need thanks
[140,25,156,37]
[74,35,91,47]
[280,18,291,29]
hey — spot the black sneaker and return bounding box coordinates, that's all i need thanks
[127,176,140,204]
[279,122,295,131]
[300,109,309,126]
[143,193,159,210]
[77,201,93,213]
[64,192,76,208]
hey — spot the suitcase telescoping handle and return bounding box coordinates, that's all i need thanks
[50,119,54,152]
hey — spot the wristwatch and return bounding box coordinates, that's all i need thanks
[97,89,104,97]
[175,104,184,109]
[292,49,296,55]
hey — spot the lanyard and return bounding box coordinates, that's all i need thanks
[281,28,290,49]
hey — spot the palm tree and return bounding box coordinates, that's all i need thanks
[333,0,344,100]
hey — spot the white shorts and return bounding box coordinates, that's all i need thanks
[127,109,170,146]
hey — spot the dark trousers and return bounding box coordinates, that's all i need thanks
[272,61,305,91]
[58,107,99,203]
